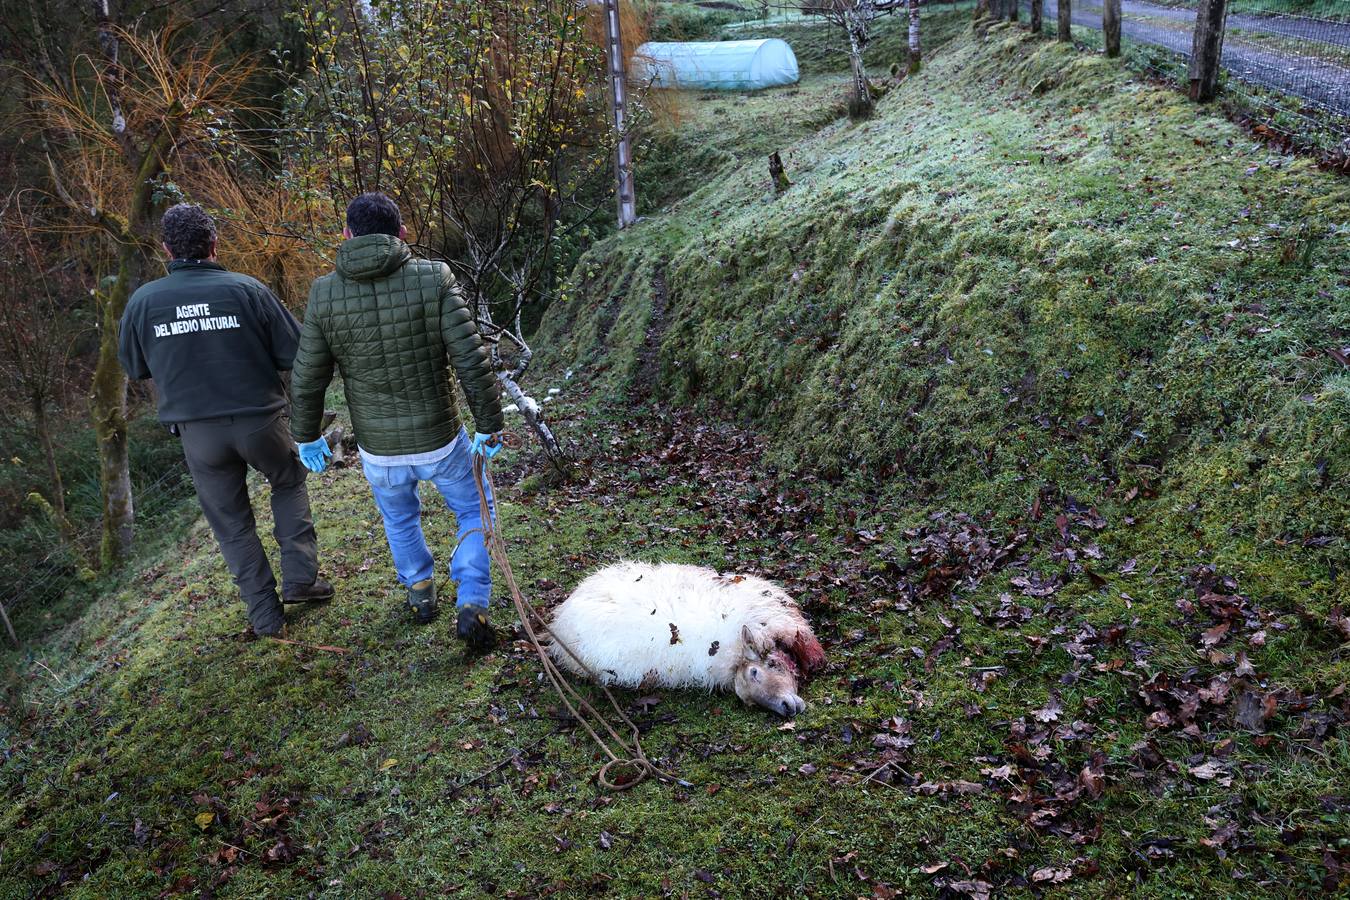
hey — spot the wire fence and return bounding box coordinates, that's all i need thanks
[0,452,195,648]
[1021,0,1350,159]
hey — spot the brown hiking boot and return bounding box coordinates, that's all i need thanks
[283,578,335,605]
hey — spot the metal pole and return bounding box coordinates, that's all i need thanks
[603,0,637,228]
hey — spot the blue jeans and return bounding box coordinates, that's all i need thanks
[361,431,495,609]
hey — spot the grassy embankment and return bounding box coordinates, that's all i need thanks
[4,8,1349,898]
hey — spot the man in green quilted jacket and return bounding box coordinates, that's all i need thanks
[289,193,505,648]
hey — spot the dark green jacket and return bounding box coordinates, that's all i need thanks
[290,234,503,455]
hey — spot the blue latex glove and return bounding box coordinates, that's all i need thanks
[297,437,333,473]
[470,432,502,460]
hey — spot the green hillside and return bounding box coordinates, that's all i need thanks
[4,11,1349,899]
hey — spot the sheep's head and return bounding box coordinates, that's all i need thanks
[733,626,805,717]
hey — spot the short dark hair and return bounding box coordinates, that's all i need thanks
[346,192,402,237]
[161,203,217,259]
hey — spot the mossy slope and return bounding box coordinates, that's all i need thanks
[542,21,1350,579]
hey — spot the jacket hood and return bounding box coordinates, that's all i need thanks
[336,234,412,281]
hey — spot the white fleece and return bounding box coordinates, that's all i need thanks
[545,561,812,690]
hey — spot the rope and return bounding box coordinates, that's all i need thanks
[469,455,684,792]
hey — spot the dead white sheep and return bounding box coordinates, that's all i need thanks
[546,561,826,716]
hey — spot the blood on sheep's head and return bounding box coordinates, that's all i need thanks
[733,626,805,717]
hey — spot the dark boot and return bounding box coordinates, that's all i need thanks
[251,618,286,639]
[456,604,495,651]
[408,579,437,624]
[283,577,335,605]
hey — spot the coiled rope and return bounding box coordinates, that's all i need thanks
[469,455,684,791]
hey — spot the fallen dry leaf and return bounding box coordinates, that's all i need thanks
[1033,693,1063,723]
[1031,866,1073,884]
[1200,622,1230,649]
[947,880,992,900]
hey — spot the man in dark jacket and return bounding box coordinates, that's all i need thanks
[289,192,504,648]
[119,203,333,637]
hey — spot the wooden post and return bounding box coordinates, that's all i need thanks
[1031,0,1043,33]
[1057,0,1072,41]
[1104,0,1121,57]
[602,0,636,228]
[769,152,790,193]
[1189,0,1229,102]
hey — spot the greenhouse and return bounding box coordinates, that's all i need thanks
[632,38,800,91]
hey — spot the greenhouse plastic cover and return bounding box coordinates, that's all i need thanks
[633,39,800,91]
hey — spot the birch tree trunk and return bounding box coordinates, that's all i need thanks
[1104,0,1121,57]
[496,372,565,470]
[907,0,921,74]
[1057,0,1072,41]
[845,16,872,119]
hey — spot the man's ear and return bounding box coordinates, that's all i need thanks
[342,226,352,239]
[207,236,218,260]
[398,223,408,241]
[161,242,173,259]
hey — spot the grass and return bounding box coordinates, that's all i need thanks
[4,6,1350,898]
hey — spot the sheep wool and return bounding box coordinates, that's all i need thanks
[546,561,824,692]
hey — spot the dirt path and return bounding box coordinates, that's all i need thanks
[1041,0,1350,115]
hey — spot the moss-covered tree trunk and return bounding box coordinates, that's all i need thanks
[1031,0,1043,33]
[1058,0,1072,41]
[84,113,178,569]
[92,251,138,568]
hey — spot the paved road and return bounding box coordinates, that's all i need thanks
[1039,0,1350,116]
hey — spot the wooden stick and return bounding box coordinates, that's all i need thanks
[0,598,18,648]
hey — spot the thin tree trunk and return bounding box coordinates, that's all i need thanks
[1104,0,1121,57]
[1189,0,1229,102]
[1058,0,1072,41]
[1031,0,1043,33]
[1008,0,1019,23]
[845,18,872,119]
[31,395,65,520]
[908,0,921,74]
[92,259,135,569]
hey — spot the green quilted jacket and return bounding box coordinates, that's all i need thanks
[290,234,503,455]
